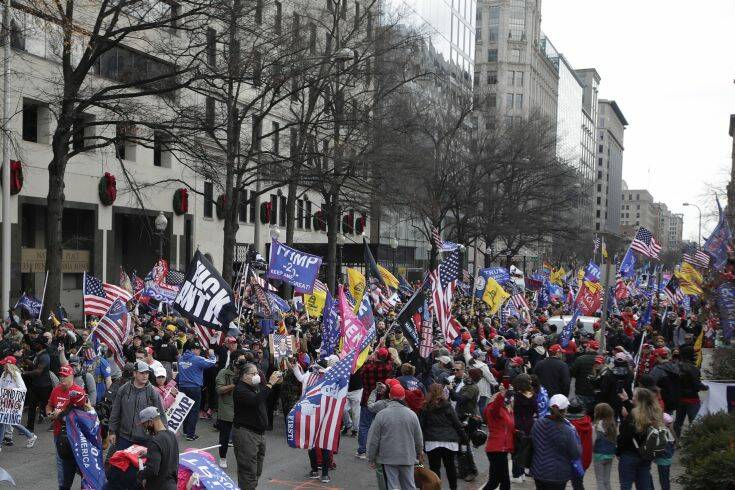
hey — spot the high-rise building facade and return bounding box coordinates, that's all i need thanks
[596,99,627,233]
[620,188,656,240]
[473,0,558,129]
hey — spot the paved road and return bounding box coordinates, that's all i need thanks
[0,414,683,489]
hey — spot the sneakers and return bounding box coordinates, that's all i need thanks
[26,435,37,448]
[199,411,212,420]
[350,430,357,437]
[3,438,13,446]
[309,471,320,479]
[321,475,331,483]
[354,451,366,460]
[218,458,227,469]
[341,426,350,435]
[511,477,524,484]
[185,434,200,442]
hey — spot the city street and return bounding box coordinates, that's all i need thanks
[0,414,683,489]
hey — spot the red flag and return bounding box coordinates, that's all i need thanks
[576,282,602,316]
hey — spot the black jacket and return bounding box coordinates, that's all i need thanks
[139,430,179,490]
[678,362,707,400]
[419,400,466,443]
[533,357,570,397]
[650,362,681,412]
[233,381,271,434]
[570,353,597,396]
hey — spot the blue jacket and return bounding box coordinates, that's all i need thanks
[530,416,582,483]
[177,351,216,388]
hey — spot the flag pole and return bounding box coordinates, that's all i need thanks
[38,270,49,322]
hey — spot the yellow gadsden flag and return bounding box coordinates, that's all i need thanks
[303,288,327,318]
[677,262,704,296]
[482,277,510,314]
[377,264,399,290]
[550,267,566,285]
[347,268,366,304]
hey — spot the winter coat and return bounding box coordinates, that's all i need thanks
[366,400,423,465]
[483,392,515,453]
[419,400,466,444]
[533,357,570,397]
[214,367,235,422]
[530,416,582,483]
[568,414,593,470]
[570,354,597,397]
[678,362,707,402]
[650,362,681,412]
[513,391,537,436]
[109,381,166,442]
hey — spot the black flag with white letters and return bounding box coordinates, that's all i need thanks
[174,250,238,332]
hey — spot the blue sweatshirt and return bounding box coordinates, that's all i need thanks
[177,351,216,388]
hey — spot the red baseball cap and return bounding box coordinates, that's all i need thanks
[376,348,390,359]
[59,365,74,378]
[587,340,600,350]
[594,355,605,365]
[0,356,17,365]
[654,347,670,358]
[225,336,237,343]
[145,346,154,356]
[511,356,524,366]
[389,383,406,400]
[548,344,563,353]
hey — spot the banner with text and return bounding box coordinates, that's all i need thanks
[165,392,195,433]
[267,240,323,293]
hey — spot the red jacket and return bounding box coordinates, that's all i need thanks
[569,415,593,470]
[483,392,515,453]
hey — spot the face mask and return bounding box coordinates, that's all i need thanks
[251,374,261,385]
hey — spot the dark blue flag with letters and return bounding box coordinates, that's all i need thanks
[267,240,323,293]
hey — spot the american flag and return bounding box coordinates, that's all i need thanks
[683,248,710,269]
[93,299,133,368]
[166,269,186,287]
[287,339,367,452]
[431,227,443,250]
[630,227,662,259]
[83,273,133,317]
[510,289,529,311]
[430,250,461,344]
[593,236,601,254]
[615,275,628,300]
[418,299,434,358]
[664,276,686,303]
[193,322,225,349]
[119,268,133,293]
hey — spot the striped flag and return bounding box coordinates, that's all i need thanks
[83,273,133,317]
[92,299,132,368]
[683,249,710,269]
[431,227,443,251]
[419,300,434,358]
[193,323,225,349]
[630,227,662,259]
[510,290,529,311]
[430,250,461,344]
[287,336,369,452]
[664,276,686,303]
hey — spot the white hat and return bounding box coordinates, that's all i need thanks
[153,366,167,378]
[549,394,570,410]
[437,356,453,365]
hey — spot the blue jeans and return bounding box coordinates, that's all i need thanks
[657,464,671,490]
[54,436,78,490]
[0,423,33,441]
[357,408,375,454]
[618,452,653,490]
[478,396,489,417]
[181,386,202,437]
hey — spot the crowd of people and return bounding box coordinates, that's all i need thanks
[0,270,713,490]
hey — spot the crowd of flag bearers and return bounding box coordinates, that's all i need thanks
[1,212,732,489]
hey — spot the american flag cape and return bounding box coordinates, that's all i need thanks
[630,227,662,259]
[429,250,461,344]
[92,299,133,369]
[83,273,133,317]
[287,334,373,452]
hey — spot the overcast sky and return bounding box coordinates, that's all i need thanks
[541,0,735,242]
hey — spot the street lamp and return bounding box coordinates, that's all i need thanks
[154,211,168,259]
[682,202,702,246]
[389,236,398,275]
[269,226,280,241]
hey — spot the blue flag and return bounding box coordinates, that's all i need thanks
[704,197,733,271]
[559,309,580,348]
[717,282,735,341]
[319,292,340,359]
[65,408,106,490]
[179,451,238,489]
[266,291,291,317]
[15,293,42,317]
[267,240,323,293]
[475,268,511,298]
[584,261,601,283]
[619,247,637,278]
[639,300,653,327]
[537,287,549,308]
[607,287,621,316]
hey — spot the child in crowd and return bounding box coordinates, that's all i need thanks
[592,403,617,490]
[655,413,676,490]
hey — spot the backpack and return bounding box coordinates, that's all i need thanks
[634,426,673,461]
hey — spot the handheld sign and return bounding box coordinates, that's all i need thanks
[165,393,195,434]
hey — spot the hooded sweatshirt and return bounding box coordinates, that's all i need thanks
[176,350,217,388]
[567,414,593,470]
[109,381,166,442]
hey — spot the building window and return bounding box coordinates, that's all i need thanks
[504,115,513,127]
[476,27,481,42]
[255,0,263,24]
[239,189,248,223]
[509,49,521,63]
[278,195,286,226]
[487,49,497,62]
[487,70,497,84]
[272,122,280,156]
[636,204,640,210]
[515,94,523,109]
[598,144,603,152]
[305,200,312,229]
[488,26,498,42]
[506,93,513,108]
[275,1,282,34]
[489,5,499,21]
[71,114,94,152]
[115,123,136,161]
[206,28,216,66]
[516,71,524,87]
[636,193,640,200]
[297,199,304,229]
[487,93,496,108]
[205,97,215,129]
[22,102,39,142]
[598,158,603,166]
[597,183,602,192]
[249,193,256,222]
[204,182,213,218]
[309,22,317,54]
[596,223,600,231]
[596,197,601,205]
[596,210,600,218]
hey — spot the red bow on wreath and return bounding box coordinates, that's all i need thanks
[10,161,21,191]
[105,173,117,201]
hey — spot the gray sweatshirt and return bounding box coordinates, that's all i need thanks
[367,400,423,466]
[109,381,166,442]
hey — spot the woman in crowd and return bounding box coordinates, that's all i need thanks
[153,366,178,411]
[510,374,536,483]
[530,394,582,490]
[592,403,617,490]
[482,385,515,490]
[616,388,663,490]
[419,383,466,490]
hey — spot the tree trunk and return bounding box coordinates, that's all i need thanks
[44,115,73,320]
[283,172,299,299]
[325,197,339,294]
[221,154,238,284]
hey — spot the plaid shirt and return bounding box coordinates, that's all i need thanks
[360,359,394,406]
